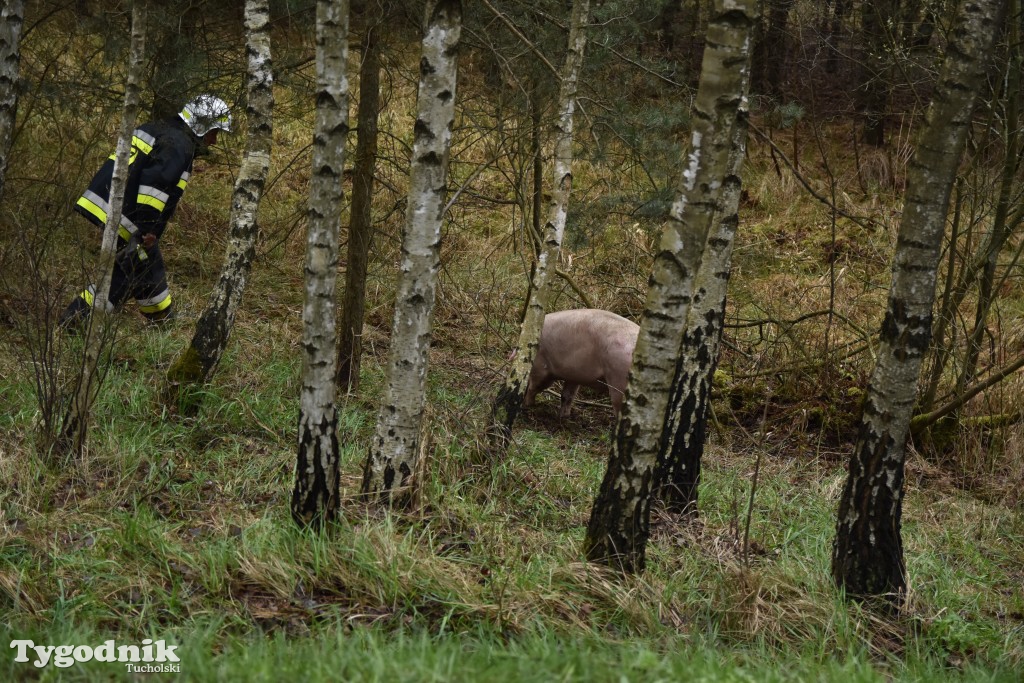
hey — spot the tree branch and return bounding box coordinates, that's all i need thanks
[749,122,881,233]
[480,0,559,78]
[911,353,1024,431]
[595,40,689,89]
[556,267,594,308]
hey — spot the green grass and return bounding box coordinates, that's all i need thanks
[3,14,1024,680]
[0,619,911,683]
[3,191,1023,679]
[2,339,1022,681]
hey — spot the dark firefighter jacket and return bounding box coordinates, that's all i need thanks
[75,116,197,245]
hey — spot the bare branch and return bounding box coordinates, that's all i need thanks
[911,353,1024,432]
[480,0,559,78]
[749,121,881,233]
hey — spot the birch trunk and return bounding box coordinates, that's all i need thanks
[0,0,23,202]
[360,0,461,506]
[585,0,756,573]
[291,0,349,529]
[832,0,1007,607]
[488,0,590,449]
[337,15,383,395]
[58,0,148,458]
[918,5,1021,439]
[164,0,273,411]
[655,95,751,515]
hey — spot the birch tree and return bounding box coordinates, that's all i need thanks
[0,0,24,203]
[832,0,1007,607]
[954,18,1022,402]
[337,8,385,395]
[291,0,349,529]
[584,0,757,573]
[487,0,590,450]
[360,0,461,506]
[655,92,751,515]
[164,0,273,411]
[57,0,148,458]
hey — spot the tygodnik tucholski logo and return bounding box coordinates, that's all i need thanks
[10,638,181,672]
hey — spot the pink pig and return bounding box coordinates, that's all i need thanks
[523,309,639,418]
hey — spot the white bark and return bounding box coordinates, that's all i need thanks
[585,0,757,571]
[291,0,349,527]
[489,0,590,443]
[656,93,750,511]
[59,0,148,458]
[0,0,23,202]
[166,0,273,396]
[833,0,1008,603]
[362,0,461,505]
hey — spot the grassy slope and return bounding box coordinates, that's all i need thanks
[1,293,1022,680]
[2,18,1024,683]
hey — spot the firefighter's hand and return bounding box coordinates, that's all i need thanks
[141,233,157,249]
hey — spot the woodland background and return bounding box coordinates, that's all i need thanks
[0,0,1022,680]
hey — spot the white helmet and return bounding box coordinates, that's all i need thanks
[179,94,233,137]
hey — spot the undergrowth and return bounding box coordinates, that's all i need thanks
[1,326,1021,679]
[2,10,1023,681]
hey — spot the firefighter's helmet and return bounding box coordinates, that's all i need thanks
[179,95,233,137]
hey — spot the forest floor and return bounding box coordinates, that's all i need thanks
[1,55,1023,680]
[2,172,1023,681]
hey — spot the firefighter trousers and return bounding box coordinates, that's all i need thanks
[60,236,173,328]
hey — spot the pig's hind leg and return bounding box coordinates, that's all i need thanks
[559,382,580,418]
[606,369,629,419]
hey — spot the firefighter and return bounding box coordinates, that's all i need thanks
[59,94,233,329]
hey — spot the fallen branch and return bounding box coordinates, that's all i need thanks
[911,353,1024,432]
[731,342,869,381]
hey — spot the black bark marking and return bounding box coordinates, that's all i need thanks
[586,414,658,573]
[291,412,340,529]
[832,413,907,609]
[430,0,463,24]
[418,151,443,166]
[414,118,434,141]
[879,298,932,359]
[398,461,413,487]
[490,382,526,435]
[655,317,718,514]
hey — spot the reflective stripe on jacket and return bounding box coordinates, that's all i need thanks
[75,117,197,242]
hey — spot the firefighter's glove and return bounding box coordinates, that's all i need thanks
[116,234,151,265]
